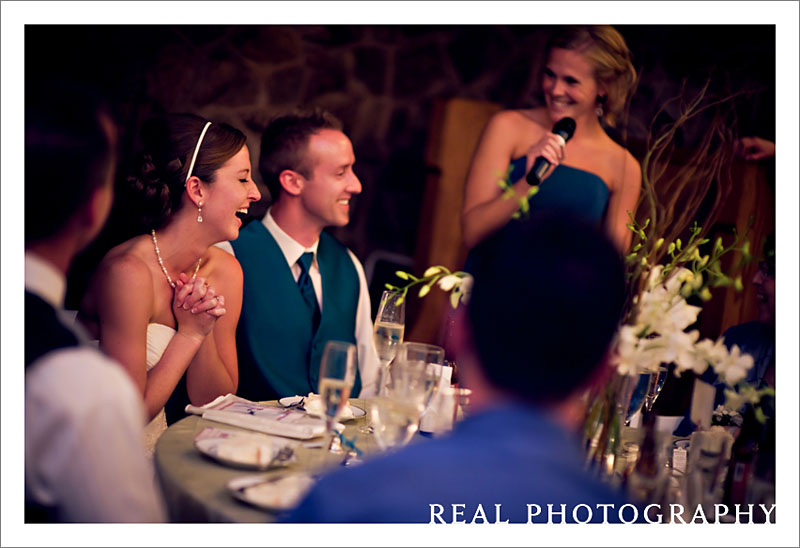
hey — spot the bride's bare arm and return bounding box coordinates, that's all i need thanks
[94,254,204,421]
[183,249,242,405]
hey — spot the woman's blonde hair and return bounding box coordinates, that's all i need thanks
[546,26,637,127]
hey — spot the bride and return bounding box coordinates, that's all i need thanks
[79,114,261,454]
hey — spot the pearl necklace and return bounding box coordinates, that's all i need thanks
[151,229,201,289]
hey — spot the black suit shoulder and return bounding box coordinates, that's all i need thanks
[25,291,79,368]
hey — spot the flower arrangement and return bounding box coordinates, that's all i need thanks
[580,81,773,473]
[611,220,756,387]
[385,265,473,309]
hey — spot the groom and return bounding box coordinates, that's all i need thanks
[227,109,379,402]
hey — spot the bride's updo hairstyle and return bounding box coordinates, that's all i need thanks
[546,26,637,128]
[127,114,246,230]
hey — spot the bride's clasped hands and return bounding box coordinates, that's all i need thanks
[173,273,227,342]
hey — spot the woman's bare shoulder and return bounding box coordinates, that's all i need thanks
[81,236,154,324]
[491,108,549,131]
[481,108,549,158]
[205,245,243,281]
[599,137,642,190]
[96,236,154,286]
[517,107,551,126]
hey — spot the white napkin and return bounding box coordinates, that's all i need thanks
[186,393,327,440]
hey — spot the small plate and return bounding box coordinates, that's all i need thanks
[194,433,296,470]
[278,396,366,420]
[227,473,315,512]
[278,395,305,408]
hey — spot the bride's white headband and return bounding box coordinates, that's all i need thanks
[185,121,212,184]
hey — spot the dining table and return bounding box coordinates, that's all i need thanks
[154,396,704,523]
[153,398,388,522]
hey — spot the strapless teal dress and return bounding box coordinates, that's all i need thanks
[462,158,610,272]
[508,156,609,224]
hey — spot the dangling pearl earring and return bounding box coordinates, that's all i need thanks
[197,201,204,223]
[596,95,607,118]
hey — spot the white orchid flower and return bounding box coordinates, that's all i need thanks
[661,329,703,375]
[714,344,755,385]
[646,329,694,370]
[665,299,702,332]
[617,330,666,375]
[664,267,690,296]
[611,334,644,376]
[437,274,460,291]
[646,265,664,290]
[612,326,642,376]
[695,337,728,368]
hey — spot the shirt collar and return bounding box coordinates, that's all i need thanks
[263,208,319,267]
[25,251,66,309]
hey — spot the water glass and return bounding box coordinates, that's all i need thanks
[371,342,445,451]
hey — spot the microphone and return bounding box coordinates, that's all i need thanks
[525,117,576,186]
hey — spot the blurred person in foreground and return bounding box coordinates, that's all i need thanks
[25,84,165,521]
[285,214,631,523]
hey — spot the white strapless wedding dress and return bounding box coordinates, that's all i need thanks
[144,323,176,457]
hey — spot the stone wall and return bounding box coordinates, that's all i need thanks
[30,24,775,275]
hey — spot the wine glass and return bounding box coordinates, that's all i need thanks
[370,342,444,451]
[643,365,668,412]
[372,290,406,394]
[318,341,357,453]
[391,342,445,410]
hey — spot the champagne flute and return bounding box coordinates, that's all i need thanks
[624,373,651,426]
[362,291,405,435]
[643,365,668,412]
[318,341,357,453]
[373,290,406,393]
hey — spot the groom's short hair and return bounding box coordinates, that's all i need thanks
[258,108,343,202]
[467,214,625,405]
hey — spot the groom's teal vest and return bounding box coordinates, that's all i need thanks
[231,220,361,401]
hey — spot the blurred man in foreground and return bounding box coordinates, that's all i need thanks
[286,214,630,523]
[25,84,165,522]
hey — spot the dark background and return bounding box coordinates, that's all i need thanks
[24,25,775,309]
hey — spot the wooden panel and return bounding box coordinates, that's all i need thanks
[406,98,502,345]
[700,160,774,338]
